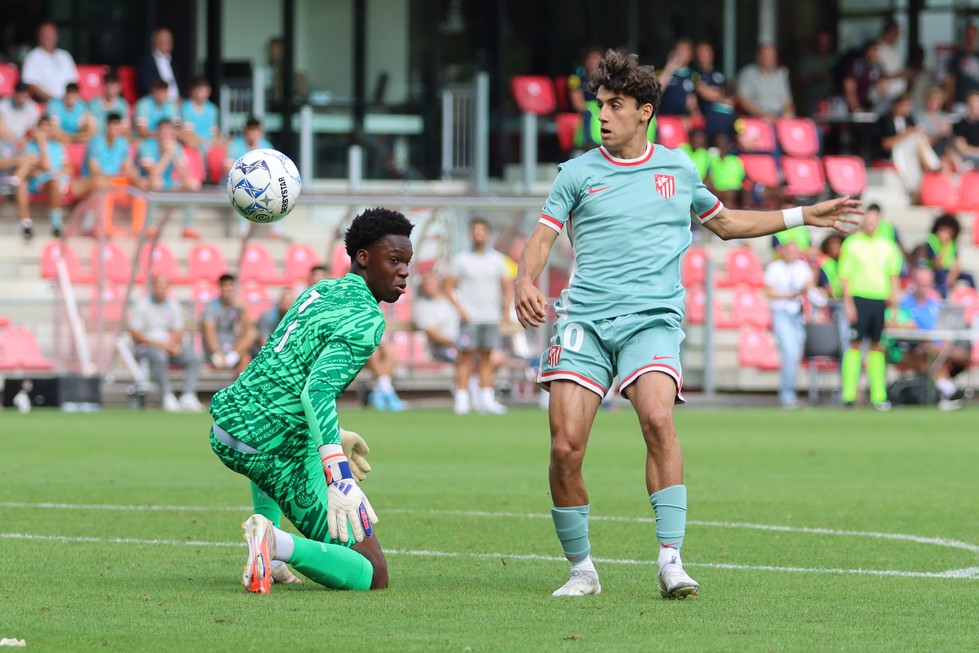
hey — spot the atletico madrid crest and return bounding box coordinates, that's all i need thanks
[654,174,675,199]
[547,345,562,367]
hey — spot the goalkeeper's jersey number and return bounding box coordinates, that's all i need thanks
[273,289,321,353]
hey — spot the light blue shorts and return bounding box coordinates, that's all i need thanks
[28,172,71,195]
[537,310,685,402]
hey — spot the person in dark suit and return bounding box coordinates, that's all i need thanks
[137,28,180,100]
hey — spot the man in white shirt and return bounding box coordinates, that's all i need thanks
[21,22,78,101]
[137,28,180,100]
[0,83,42,144]
[737,43,795,118]
[764,240,816,408]
[877,18,908,108]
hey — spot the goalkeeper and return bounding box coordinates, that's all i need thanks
[209,207,413,593]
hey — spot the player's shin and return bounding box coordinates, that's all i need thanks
[650,484,687,552]
[552,505,593,568]
[284,534,374,590]
[250,481,283,528]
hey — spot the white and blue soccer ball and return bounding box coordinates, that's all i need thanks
[227,148,302,223]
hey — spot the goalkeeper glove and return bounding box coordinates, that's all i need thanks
[339,429,371,482]
[320,444,379,543]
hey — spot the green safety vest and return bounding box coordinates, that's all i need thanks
[680,144,710,179]
[876,220,898,244]
[926,233,956,269]
[819,256,841,298]
[773,226,812,250]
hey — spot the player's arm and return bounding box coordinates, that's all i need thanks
[702,196,862,241]
[514,223,560,328]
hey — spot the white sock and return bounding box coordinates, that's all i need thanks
[571,555,597,574]
[376,375,394,394]
[935,377,957,399]
[273,526,294,562]
[481,387,496,405]
[658,545,681,568]
[224,351,240,368]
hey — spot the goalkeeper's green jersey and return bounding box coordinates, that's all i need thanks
[210,273,384,450]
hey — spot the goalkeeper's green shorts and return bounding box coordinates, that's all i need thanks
[210,423,354,547]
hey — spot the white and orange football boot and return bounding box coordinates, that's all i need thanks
[241,514,277,594]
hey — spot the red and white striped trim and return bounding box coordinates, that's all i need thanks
[698,200,723,223]
[599,142,654,166]
[538,370,607,398]
[618,363,685,403]
[539,213,563,232]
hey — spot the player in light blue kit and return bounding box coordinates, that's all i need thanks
[515,49,861,599]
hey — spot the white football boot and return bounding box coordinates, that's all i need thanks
[552,566,602,597]
[657,549,699,599]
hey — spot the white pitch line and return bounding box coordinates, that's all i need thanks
[3,502,979,555]
[0,532,977,580]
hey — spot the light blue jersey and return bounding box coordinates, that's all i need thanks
[138,138,184,189]
[227,135,274,162]
[88,96,130,132]
[181,99,219,144]
[25,138,67,169]
[84,134,131,175]
[134,97,179,132]
[540,142,721,322]
[46,99,89,134]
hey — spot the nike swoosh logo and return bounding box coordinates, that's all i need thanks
[652,355,674,361]
[587,186,610,194]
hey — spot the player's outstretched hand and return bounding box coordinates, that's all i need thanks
[515,278,548,329]
[340,429,371,482]
[805,195,863,233]
[327,479,378,543]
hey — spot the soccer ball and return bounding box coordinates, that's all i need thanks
[227,148,302,223]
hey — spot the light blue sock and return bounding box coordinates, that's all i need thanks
[551,505,591,563]
[50,208,63,230]
[650,485,687,550]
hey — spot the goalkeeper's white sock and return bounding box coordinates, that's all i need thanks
[273,527,294,562]
[376,375,394,394]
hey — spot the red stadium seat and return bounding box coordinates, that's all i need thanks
[191,279,219,317]
[89,283,126,324]
[949,286,979,324]
[511,75,556,115]
[781,156,826,197]
[681,246,707,286]
[76,64,109,101]
[116,65,138,104]
[824,155,867,197]
[716,246,764,288]
[956,171,979,211]
[284,243,322,283]
[65,142,87,176]
[0,326,55,371]
[738,327,780,371]
[775,118,820,157]
[90,242,133,285]
[187,243,228,283]
[183,147,206,184]
[242,280,272,321]
[553,76,571,112]
[684,285,706,325]
[137,242,188,284]
[0,316,9,328]
[920,173,958,211]
[239,242,288,285]
[737,117,777,152]
[40,241,91,283]
[740,154,780,188]
[207,145,228,185]
[555,113,579,153]
[0,63,19,96]
[730,287,771,328]
[656,115,689,149]
[714,297,737,329]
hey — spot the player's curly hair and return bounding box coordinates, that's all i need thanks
[587,49,662,117]
[345,207,414,259]
[931,213,960,240]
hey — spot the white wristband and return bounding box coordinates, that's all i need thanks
[782,206,804,229]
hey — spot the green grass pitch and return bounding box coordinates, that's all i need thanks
[1,406,977,652]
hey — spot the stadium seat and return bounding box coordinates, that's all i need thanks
[555,113,579,153]
[137,242,188,284]
[191,279,219,317]
[920,173,958,211]
[553,76,571,112]
[0,326,55,371]
[65,142,88,176]
[239,242,288,285]
[76,64,109,101]
[824,155,867,197]
[207,144,228,185]
[510,75,556,115]
[684,285,706,325]
[737,117,777,152]
[956,171,979,211]
[283,243,322,283]
[0,316,9,328]
[88,283,126,324]
[781,156,826,197]
[116,65,138,104]
[187,243,228,283]
[716,246,764,288]
[713,297,737,329]
[91,242,133,285]
[656,115,689,149]
[681,246,707,286]
[183,147,206,184]
[740,154,780,188]
[949,286,979,324]
[974,212,979,247]
[0,63,19,96]
[775,117,820,157]
[737,327,780,371]
[730,287,771,328]
[40,241,92,283]
[242,279,272,321]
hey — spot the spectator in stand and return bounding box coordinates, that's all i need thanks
[20,22,78,101]
[256,287,295,347]
[445,217,512,415]
[945,23,979,114]
[953,90,979,167]
[680,129,709,179]
[816,233,845,299]
[737,43,795,118]
[797,30,838,117]
[838,203,903,410]
[138,118,200,192]
[129,273,203,412]
[308,264,327,285]
[89,71,131,135]
[180,77,220,152]
[705,132,745,208]
[876,18,908,109]
[413,271,460,364]
[658,38,701,123]
[876,93,942,196]
[202,273,257,376]
[47,82,95,143]
[225,117,274,173]
[764,240,815,408]
[0,83,42,145]
[693,41,736,139]
[914,86,960,169]
[0,114,23,195]
[135,79,180,140]
[908,45,937,114]
[84,112,143,189]
[568,46,604,153]
[137,27,180,100]
[12,116,70,239]
[264,36,310,109]
[842,41,884,112]
[921,213,975,296]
